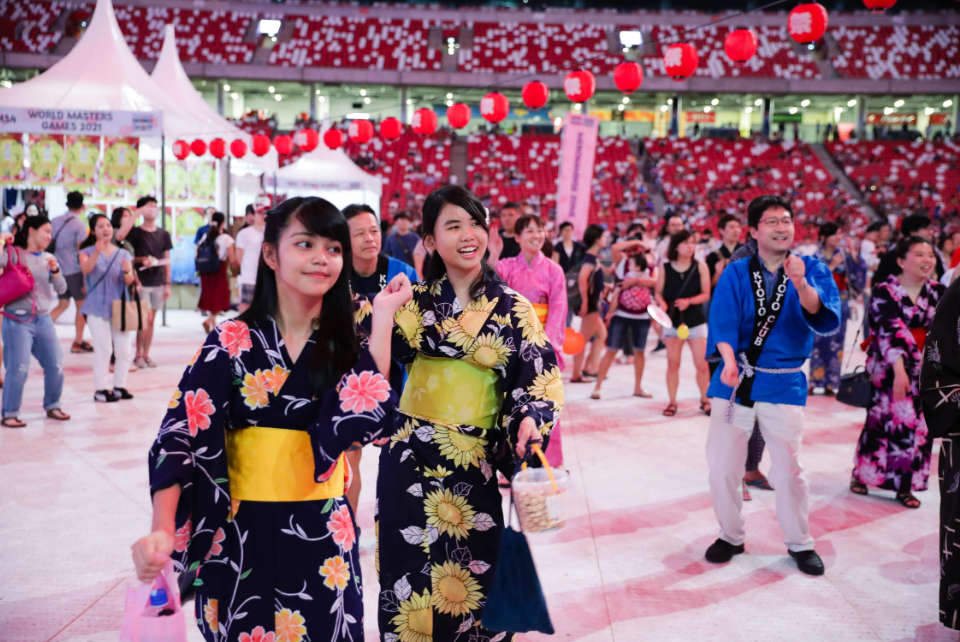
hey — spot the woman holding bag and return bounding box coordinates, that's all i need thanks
[197,211,235,333]
[79,214,136,403]
[0,215,70,427]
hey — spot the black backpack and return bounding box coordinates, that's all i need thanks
[195,234,221,274]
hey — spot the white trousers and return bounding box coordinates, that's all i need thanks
[705,398,814,552]
[88,315,134,392]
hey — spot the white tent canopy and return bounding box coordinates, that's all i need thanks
[151,25,277,172]
[0,0,206,138]
[269,145,382,214]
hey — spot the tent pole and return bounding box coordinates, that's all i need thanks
[160,133,167,327]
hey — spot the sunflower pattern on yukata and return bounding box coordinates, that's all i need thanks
[852,277,944,492]
[370,276,563,642]
[149,318,398,642]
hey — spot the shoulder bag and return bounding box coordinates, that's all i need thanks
[837,327,872,408]
[0,246,37,322]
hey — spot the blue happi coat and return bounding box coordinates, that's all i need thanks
[706,254,841,407]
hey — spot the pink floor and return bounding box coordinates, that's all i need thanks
[0,310,955,641]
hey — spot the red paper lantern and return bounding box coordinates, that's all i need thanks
[172,139,189,160]
[251,134,271,157]
[348,120,374,144]
[613,62,643,93]
[446,103,471,129]
[862,0,896,12]
[190,138,207,157]
[662,43,699,81]
[380,117,403,140]
[208,137,226,159]
[724,28,758,64]
[293,128,319,152]
[323,129,344,150]
[412,108,438,136]
[788,3,828,44]
[229,139,247,159]
[273,135,293,155]
[521,81,550,109]
[480,92,509,123]
[564,70,595,103]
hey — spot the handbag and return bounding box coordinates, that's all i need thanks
[836,328,872,408]
[0,246,36,310]
[113,285,150,332]
[119,561,188,642]
[480,444,555,635]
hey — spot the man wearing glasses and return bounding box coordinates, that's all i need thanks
[702,195,841,576]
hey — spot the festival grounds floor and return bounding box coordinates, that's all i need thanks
[0,309,954,641]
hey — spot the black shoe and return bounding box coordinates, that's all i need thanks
[652,340,666,352]
[113,387,134,400]
[704,538,745,563]
[789,549,825,576]
[94,389,119,403]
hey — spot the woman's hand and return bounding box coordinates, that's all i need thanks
[515,416,542,458]
[131,530,174,583]
[675,297,690,311]
[892,364,910,401]
[373,273,413,316]
[46,256,59,272]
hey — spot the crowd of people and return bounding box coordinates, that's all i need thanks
[2,179,957,637]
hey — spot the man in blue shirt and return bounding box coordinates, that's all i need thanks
[704,195,841,576]
[382,211,420,268]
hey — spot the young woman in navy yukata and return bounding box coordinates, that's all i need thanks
[132,197,413,642]
[368,185,563,642]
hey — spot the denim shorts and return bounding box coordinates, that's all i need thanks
[605,316,651,356]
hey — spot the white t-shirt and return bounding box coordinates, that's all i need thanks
[215,234,234,261]
[235,226,264,286]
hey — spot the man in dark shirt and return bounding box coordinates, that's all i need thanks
[706,214,745,290]
[128,196,172,368]
[554,221,586,273]
[382,211,420,268]
[497,202,522,259]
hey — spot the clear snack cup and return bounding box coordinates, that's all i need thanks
[511,445,568,533]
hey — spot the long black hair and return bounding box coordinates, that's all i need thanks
[204,211,225,245]
[237,197,359,394]
[421,185,499,300]
[79,213,111,249]
[13,215,51,249]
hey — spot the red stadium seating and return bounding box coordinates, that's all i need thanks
[269,16,441,70]
[831,25,960,80]
[827,139,960,218]
[643,24,821,79]
[459,21,622,75]
[647,137,871,238]
[343,130,452,217]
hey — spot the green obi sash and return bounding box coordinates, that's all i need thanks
[399,354,500,429]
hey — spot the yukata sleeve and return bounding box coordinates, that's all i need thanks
[499,295,563,455]
[311,349,399,481]
[147,327,235,571]
[802,257,842,335]
[870,282,915,366]
[545,262,568,351]
[354,292,419,366]
[846,253,868,296]
[921,279,960,439]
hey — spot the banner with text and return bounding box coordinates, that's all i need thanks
[866,112,917,126]
[555,113,599,237]
[0,107,162,138]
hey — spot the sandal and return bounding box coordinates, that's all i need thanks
[896,492,921,509]
[634,389,653,398]
[46,408,70,421]
[2,417,26,428]
[849,480,868,495]
[745,475,774,490]
[742,483,752,502]
[700,400,712,415]
[569,375,594,384]
[662,403,678,417]
[590,390,601,400]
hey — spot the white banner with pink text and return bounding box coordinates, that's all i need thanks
[555,113,598,237]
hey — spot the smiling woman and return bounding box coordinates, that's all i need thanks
[132,196,414,641]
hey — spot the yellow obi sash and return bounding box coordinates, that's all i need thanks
[226,426,345,502]
[531,303,549,326]
[399,354,500,429]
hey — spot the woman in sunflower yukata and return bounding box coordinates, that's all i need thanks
[851,237,944,508]
[373,185,563,641]
[132,197,413,642]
